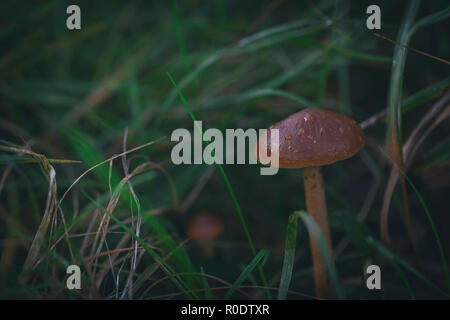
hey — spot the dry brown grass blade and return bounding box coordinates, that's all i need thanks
[92,162,164,253]
[379,132,411,248]
[0,145,81,164]
[380,90,450,247]
[374,33,450,66]
[80,206,100,257]
[359,109,388,130]
[20,163,56,282]
[16,139,163,278]
[409,104,450,161]
[380,168,398,245]
[93,231,131,287]
[86,245,160,260]
[91,161,170,288]
[0,145,75,280]
[57,137,164,206]
[0,144,75,283]
[90,165,145,280]
[121,127,140,299]
[403,90,450,167]
[38,138,166,281]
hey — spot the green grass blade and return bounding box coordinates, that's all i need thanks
[172,0,191,73]
[166,71,270,295]
[166,71,255,254]
[402,76,450,114]
[224,249,269,300]
[407,5,450,39]
[158,19,328,122]
[296,210,345,299]
[386,0,421,155]
[278,213,298,300]
[387,0,422,144]
[383,0,421,247]
[200,266,213,300]
[193,88,320,112]
[329,47,392,63]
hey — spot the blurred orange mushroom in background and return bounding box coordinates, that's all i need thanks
[187,212,224,257]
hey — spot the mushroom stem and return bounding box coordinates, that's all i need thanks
[302,165,333,299]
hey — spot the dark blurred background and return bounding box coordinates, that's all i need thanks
[0,0,449,299]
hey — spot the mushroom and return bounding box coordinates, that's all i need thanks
[187,212,223,257]
[257,108,365,298]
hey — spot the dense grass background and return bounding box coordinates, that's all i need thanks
[0,0,449,299]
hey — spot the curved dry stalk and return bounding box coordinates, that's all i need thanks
[57,137,165,207]
[380,90,450,246]
[45,138,166,265]
[20,164,57,283]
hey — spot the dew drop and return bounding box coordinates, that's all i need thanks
[303,113,314,122]
[339,127,344,134]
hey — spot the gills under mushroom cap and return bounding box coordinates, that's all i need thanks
[258,108,365,169]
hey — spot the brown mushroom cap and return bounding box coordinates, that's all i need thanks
[187,213,223,241]
[258,108,365,169]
